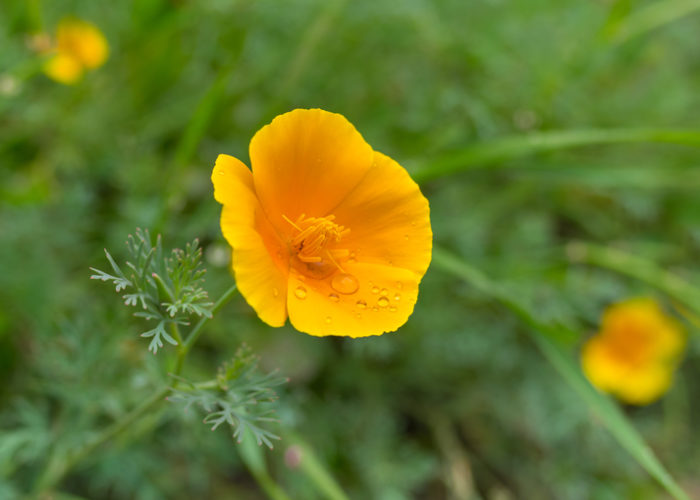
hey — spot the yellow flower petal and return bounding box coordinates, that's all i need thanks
[332,151,432,276]
[249,109,374,233]
[56,18,109,69]
[43,53,84,85]
[582,336,628,392]
[213,155,288,327]
[286,263,421,338]
[613,364,673,406]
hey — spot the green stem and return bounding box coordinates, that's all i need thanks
[284,431,350,500]
[247,469,292,500]
[172,284,237,375]
[170,322,184,346]
[33,283,239,494]
[182,284,238,354]
[238,430,293,500]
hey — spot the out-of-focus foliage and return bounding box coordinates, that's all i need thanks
[1,0,700,498]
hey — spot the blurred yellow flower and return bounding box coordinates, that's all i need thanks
[43,19,109,85]
[212,109,432,337]
[582,298,685,405]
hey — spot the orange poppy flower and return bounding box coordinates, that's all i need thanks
[43,18,109,85]
[212,109,432,337]
[581,298,685,405]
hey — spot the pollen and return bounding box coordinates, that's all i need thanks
[283,214,350,278]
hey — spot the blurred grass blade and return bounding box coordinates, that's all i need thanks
[154,64,234,232]
[276,0,347,102]
[568,242,700,322]
[413,128,700,183]
[432,247,690,500]
[237,429,292,500]
[284,432,350,500]
[171,67,232,171]
[607,0,700,44]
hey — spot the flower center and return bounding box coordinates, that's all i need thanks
[283,214,350,279]
[605,321,654,367]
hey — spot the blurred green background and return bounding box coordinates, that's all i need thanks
[2,0,700,498]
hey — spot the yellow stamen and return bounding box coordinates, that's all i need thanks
[283,213,351,277]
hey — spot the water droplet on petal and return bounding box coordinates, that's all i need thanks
[349,252,357,263]
[218,171,225,176]
[328,293,339,302]
[371,286,379,294]
[403,234,409,241]
[394,293,401,301]
[372,306,379,312]
[389,306,397,312]
[273,288,279,297]
[380,288,389,297]
[294,286,307,299]
[356,300,367,309]
[378,297,389,308]
[331,273,359,295]
[325,316,332,324]
[355,312,362,319]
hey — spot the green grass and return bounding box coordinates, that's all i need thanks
[2,0,700,498]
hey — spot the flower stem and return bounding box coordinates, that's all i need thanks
[33,283,239,494]
[183,284,238,354]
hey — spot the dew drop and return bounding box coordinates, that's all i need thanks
[355,312,362,319]
[348,251,357,263]
[380,288,389,297]
[294,286,307,299]
[218,171,225,176]
[378,296,390,308]
[325,316,332,324]
[389,306,397,312]
[371,286,379,294]
[356,300,367,309]
[331,273,359,295]
[272,288,279,297]
[372,306,379,312]
[403,234,409,241]
[394,293,401,301]
[328,293,340,302]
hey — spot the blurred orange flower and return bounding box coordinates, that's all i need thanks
[582,298,685,405]
[212,109,432,337]
[43,18,109,85]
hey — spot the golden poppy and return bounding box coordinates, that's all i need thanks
[43,18,109,85]
[582,298,685,405]
[212,109,432,337]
